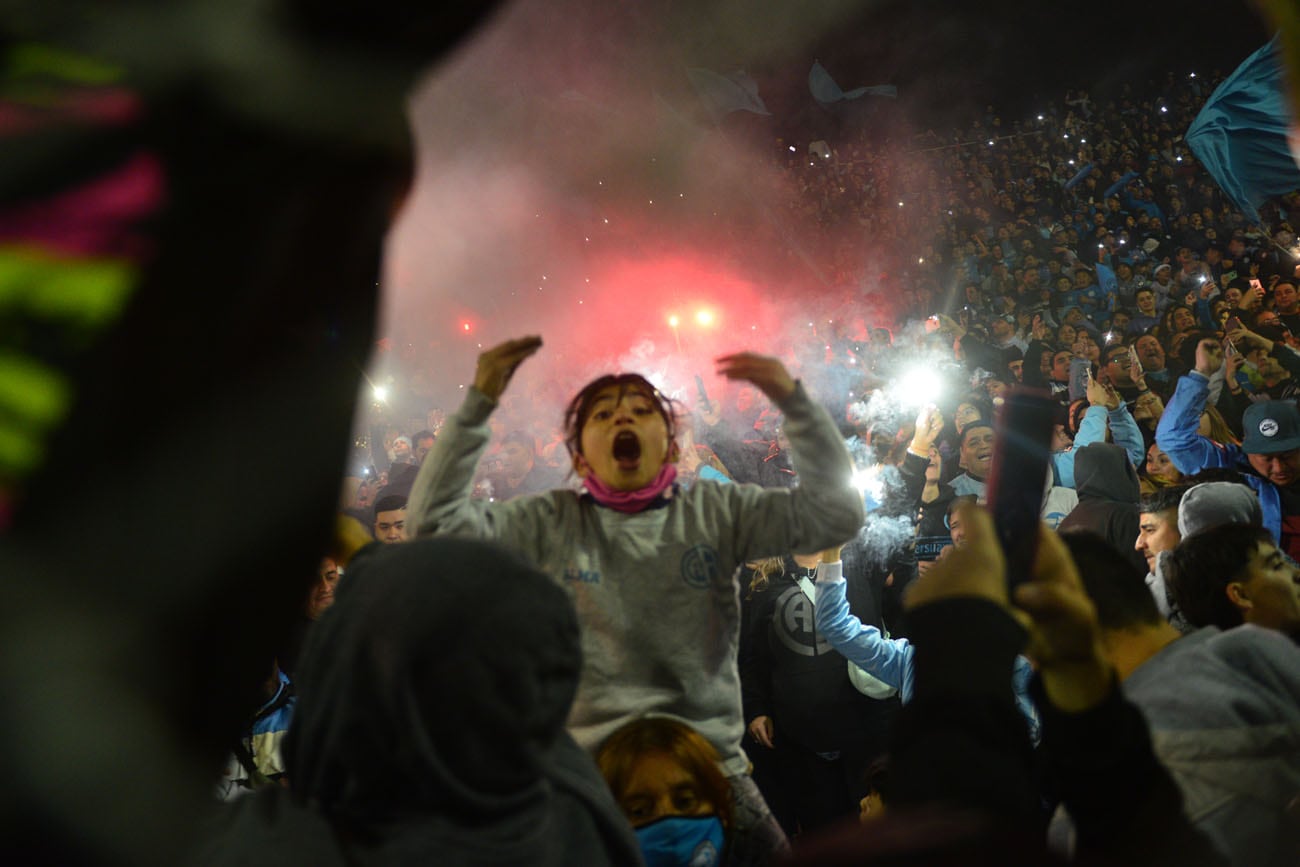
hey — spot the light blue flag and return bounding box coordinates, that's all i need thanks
[686,68,770,118]
[1096,261,1118,312]
[1063,162,1095,191]
[1186,36,1300,226]
[809,61,896,104]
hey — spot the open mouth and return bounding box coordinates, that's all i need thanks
[612,431,642,469]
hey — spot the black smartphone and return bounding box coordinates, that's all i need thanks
[1225,315,1243,332]
[987,389,1057,591]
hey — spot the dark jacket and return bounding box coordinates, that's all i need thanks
[1058,443,1147,575]
[740,564,893,755]
[193,538,642,867]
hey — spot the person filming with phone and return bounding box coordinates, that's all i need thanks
[1157,336,1300,559]
[1226,321,1300,401]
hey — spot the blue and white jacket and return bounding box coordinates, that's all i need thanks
[813,560,1041,742]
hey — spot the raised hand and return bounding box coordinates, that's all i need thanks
[1224,340,1247,379]
[905,503,1113,714]
[1226,324,1271,354]
[1240,284,1263,310]
[1127,344,1146,389]
[1085,368,1119,410]
[910,405,945,454]
[937,313,966,336]
[473,336,543,401]
[1031,314,1049,342]
[715,352,797,403]
[1193,337,1225,377]
[1012,530,1112,713]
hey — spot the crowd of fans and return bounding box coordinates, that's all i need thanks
[204,65,1300,867]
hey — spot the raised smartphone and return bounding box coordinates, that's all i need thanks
[987,389,1058,590]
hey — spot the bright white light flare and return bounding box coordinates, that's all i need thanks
[892,366,943,408]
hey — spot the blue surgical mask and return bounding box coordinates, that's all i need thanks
[635,815,725,867]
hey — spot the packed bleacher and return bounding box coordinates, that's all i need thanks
[11,6,1298,862]
[233,60,1300,867]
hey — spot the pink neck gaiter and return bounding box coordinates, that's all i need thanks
[582,463,678,513]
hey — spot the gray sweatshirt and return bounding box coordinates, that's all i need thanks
[408,383,864,774]
[1123,625,1300,867]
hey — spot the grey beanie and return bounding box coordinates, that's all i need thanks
[1176,482,1263,538]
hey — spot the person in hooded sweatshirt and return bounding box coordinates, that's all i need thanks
[190,537,642,867]
[1058,442,1147,575]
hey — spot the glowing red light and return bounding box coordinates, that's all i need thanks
[695,309,715,327]
[461,321,472,333]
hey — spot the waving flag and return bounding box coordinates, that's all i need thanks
[809,61,896,104]
[1186,36,1300,225]
[1064,162,1096,191]
[687,68,770,119]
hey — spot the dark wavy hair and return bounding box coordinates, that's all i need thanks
[1166,523,1273,631]
[562,373,679,459]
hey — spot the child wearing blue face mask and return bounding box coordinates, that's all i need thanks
[598,718,752,867]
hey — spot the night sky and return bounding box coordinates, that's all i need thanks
[751,0,1271,128]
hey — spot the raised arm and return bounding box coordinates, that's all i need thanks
[1015,527,1231,866]
[888,506,1228,863]
[715,353,865,557]
[1154,339,1248,475]
[883,406,944,516]
[1083,365,1143,468]
[1058,375,1142,487]
[813,551,912,693]
[1108,405,1145,469]
[1227,323,1300,380]
[407,337,556,551]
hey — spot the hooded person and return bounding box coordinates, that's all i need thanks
[1058,442,1147,575]
[191,538,642,866]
